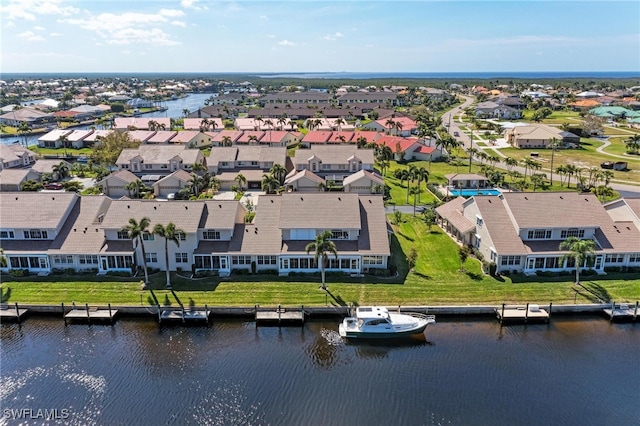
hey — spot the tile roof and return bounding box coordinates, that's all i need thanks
[127,130,155,142]
[0,192,78,229]
[284,169,324,185]
[293,146,375,166]
[436,197,476,234]
[302,131,332,143]
[200,201,242,230]
[228,195,283,254]
[278,193,361,230]
[147,130,177,144]
[169,131,201,143]
[474,196,528,255]
[100,199,206,233]
[0,168,39,185]
[342,169,384,186]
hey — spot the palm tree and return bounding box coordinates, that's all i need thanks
[270,163,287,185]
[565,164,578,188]
[52,162,70,180]
[385,118,396,135]
[548,138,561,185]
[188,173,204,196]
[126,179,146,198]
[199,118,210,132]
[235,173,247,191]
[624,134,640,154]
[334,117,345,131]
[221,135,232,147]
[18,121,30,147]
[182,108,190,118]
[414,167,429,203]
[466,147,478,172]
[356,136,368,149]
[559,237,596,284]
[305,230,338,291]
[121,217,152,285]
[209,176,221,193]
[247,135,258,145]
[261,174,279,194]
[153,222,185,289]
[277,114,288,130]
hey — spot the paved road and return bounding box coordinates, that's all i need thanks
[441,95,640,196]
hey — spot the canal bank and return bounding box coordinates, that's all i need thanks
[4,301,638,321]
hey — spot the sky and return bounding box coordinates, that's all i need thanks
[1,0,639,74]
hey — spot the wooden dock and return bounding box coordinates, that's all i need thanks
[255,305,304,326]
[64,303,118,324]
[158,306,210,325]
[603,301,639,322]
[496,303,550,324]
[0,303,28,323]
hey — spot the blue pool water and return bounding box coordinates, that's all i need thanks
[450,188,501,197]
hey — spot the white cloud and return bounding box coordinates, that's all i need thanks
[181,0,200,9]
[34,26,45,31]
[323,32,344,41]
[17,30,45,42]
[105,28,181,46]
[266,34,276,38]
[159,9,184,18]
[259,15,267,19]
[171,21,187,27]
[62,10,182,46]
[278,40,296,46]
[50,32,62,37]
[0,0,79,21]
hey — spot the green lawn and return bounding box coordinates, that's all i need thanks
[2,215,639,307]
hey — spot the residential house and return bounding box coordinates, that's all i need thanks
[84,130,113,146]
[504,124,580,148]
[207,146,287,190]
[65,129,94,149]
[31,159,72,180]
[0,144,37,170]
[153,169,193,198]
[0,107,55,128]
[604,198,640,231]
[374,135,440,161]
[474,101,522,119]
[183,118,224,132]
[337,92,397,107]
[261,92,330,105]
[38,129,73,148]
[98,169,140,198]
[436,192,640,275]
[301,131,332,146]
[292,146,375,182]
[445,173,491,190]
[127,130,156,143]
[113,117,171,131]
[259,130,301,147]
[0,168,42,191]
[283,169,325,192]
[116,145,206,176]
[169,131,209,148]
[207,130,243,147]
[236,131,265,145]
[146,130,178,145]
[342,169,384,194]
[363,116,416,136]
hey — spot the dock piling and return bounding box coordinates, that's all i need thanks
[634,301,638,321]
[14,303,20,324]
[500,303,505,324]
[525,303,529,323]
[85,303,90,325]
[62,302,66,326]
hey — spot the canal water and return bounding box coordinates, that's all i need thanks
[2,94,212,147]
[1,316,638,425]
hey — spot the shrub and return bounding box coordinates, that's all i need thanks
[64,268,76,275]
[231,268,251,275]
[106,271,131,277]
[259,269,278,275]
[8,269,27,277]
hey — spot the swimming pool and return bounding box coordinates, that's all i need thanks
[450,189,501,197]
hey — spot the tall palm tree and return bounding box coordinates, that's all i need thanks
[182,108,190,118]
[385,118,396,135]
[559,237,596,284]
[153,222,185,289]
[305,230,338,291]
[624,134,640,154]
[414,167,429,203]
[18,122,30,147]
[188,173,204,196]
[121,217,152,285]
[126,179,145,198]
[52,162,70,180]
[270,163,287,185]
[334,117,345,131]
[221,135,232,147]
[235,173,247,191]
[261,174,279,194]
[504,157,518,172]
[548,138,561,185]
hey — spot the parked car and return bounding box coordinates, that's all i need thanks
[44,183,63,190]
[453,131,459,137]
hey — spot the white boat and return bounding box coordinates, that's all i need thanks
[339,306,435,339]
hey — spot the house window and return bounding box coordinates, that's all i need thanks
[117,231,130,240]
[145,164,152,169]
[500,255,521,266]
[363,256,384,265]
[231,255,251,265]
[176,231,186,241]
[145,253,158,263]
[527,229,551,240]
[23,229,48,239]
[629,253,640,263]
[175,253,189,263]
[561,229,585,239]
[53,255,74,264]
[0,230,15,239]
[490,250,497,262]
[79,255,98,265]
[605,254,624,263]
[476,216,483,227]
[330,230,349,240]
[203,230,220,240]
[142,232,154,241]
[257,255,277,265]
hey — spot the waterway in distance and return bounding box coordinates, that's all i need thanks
[1,315,638,425]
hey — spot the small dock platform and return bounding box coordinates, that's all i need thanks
[255,305,304,326]
[496,303,550,324]
[603,302,639,322]
[64,303,118,324]
[0,303,28,323]
[158,306,210,325]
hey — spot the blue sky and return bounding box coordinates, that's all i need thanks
[1,0,639,73]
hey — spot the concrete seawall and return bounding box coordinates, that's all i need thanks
[7,303,615,320]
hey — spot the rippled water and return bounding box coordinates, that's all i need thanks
[1,316,639,425]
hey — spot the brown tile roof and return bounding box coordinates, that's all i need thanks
[200,201,242,230]
[475,196,528,255]
[436,197,476,234]
[228,195,283,254]
[357,195,391,255]
[48,195,111,254]
[501,192,607,229]
[278,193,361,230]
[0,192,78,229]
[100,199,205,233]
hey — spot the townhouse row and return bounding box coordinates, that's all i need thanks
[0,192,390,277]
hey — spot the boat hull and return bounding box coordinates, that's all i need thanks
[339,323,429,339]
